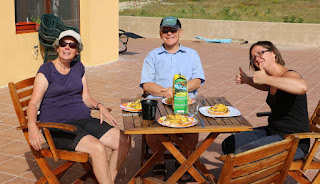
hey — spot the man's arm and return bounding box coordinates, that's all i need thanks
[143,82,173,98]
[143,78,201,98]
[188,78,201,92]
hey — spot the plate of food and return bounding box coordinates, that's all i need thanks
[120,100,142,112]
[157,114,197,128]
[162,97,195,105]
[199,104,241,118]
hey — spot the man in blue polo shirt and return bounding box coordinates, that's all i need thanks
[140,16,205,181]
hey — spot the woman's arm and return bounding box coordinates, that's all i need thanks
[82,75,116,125]
[253,68,307,95]
[27,73,49,150]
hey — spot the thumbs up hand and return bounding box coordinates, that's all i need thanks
[253,63,268,84]
[236,67,249,84]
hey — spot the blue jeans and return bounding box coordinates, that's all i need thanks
[222,127,305,160]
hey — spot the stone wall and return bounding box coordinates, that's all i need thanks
[120,16,320,47]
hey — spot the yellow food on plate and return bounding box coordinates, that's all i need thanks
[128,100,142,109]
[163,114,192,127]
[208,104,230,116]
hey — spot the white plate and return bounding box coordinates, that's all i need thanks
[199,106,241,118]
[120,102,142,112]
[157,115,197,128]
[162,98,195,105]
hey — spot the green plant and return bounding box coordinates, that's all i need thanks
[283,14,303,23]
[297,17,304,23]
[30,16,41,24]
[266,7,271,14]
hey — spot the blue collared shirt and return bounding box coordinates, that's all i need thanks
[140,44,205,98]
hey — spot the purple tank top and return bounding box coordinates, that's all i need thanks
[38,61,91,123]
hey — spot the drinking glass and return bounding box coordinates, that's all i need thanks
[188,98,199,117]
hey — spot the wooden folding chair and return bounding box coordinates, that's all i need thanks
[288,100,320,184]
[257,100,320,184]
[8,77,97,184]
[217,134,300,184]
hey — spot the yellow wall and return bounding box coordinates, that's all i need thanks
[0,0,119,87]
[80,0,119,66]
[0,1,42,87]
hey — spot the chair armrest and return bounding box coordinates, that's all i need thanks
[17,122,77,162]
[290,132,320,139]
[17,122,77,132]
[256,112,271,117]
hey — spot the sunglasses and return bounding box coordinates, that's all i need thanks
[59,40,78,49]
[161,28,179,34]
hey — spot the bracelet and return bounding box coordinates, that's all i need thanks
[95,102,103,110]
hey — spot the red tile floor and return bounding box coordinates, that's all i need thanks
[0,38,319,183]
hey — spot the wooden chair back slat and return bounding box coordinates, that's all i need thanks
[20,99,30,109]
[8,81,30,125]
[230,163,282,184]
[229,173,280,184]
[14,77,35,90]
[232,151,287,177]
[23,109,28,117]
[17,88,33,99]
[233,141,291,166]
[218,135,299,184]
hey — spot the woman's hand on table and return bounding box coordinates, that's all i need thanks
[98,104,117,126]
[28,123,44,150]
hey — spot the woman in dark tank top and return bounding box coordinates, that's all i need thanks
[222,41,310,160]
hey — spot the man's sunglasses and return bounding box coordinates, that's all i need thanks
[59,40,78,49]
[161,28,179,34]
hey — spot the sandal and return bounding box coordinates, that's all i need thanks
[152,163,167,181]
[175,161,191,182]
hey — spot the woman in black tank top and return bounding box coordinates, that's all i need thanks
[222,41,310,160]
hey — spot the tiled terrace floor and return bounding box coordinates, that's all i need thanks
[0,38,319,183]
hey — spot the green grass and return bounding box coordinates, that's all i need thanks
[119,0,320,24]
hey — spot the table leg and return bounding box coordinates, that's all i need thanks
[166,133,219,184]
[128,145,167,184]
[158,135,206,184]
[130,133,219,184]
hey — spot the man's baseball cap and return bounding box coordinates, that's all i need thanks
[160,16,181,28]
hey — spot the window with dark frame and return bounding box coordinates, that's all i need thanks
[15,0,79,34]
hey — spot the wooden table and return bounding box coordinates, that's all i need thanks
[122,97,253,184]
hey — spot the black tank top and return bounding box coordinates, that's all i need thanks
[266,70,310,154]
